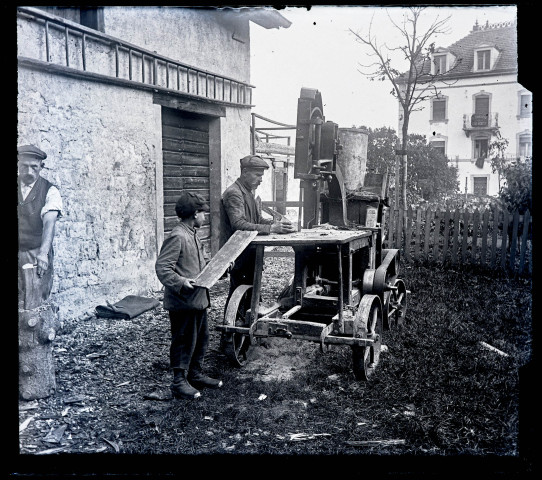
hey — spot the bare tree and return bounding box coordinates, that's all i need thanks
[350,7,461,214]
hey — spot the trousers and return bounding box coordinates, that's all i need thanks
[18,247,54,310]
[168,309,209,371]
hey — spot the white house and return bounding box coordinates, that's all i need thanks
[400,19,531,197]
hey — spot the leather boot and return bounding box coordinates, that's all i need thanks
[171,369,201,399]
[188,370,223,389]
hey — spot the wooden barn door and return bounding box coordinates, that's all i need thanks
[161,107,212,258]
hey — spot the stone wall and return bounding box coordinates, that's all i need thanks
[18,68,163,319]
[17,7,253,319]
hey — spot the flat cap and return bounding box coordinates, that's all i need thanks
[175,191,210,218]
[18,144,47,160]
[240,155,269,170]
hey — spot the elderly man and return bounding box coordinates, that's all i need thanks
[222,154,295,304]
[18,145,63,305]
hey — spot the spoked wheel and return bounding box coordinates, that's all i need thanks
[222,285,253,368]
[382,290,391,330]
[388,278,408,329]
[352,295,383,380]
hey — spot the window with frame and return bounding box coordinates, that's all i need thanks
[432,98,446,121]
[477,50,491,70]
[473,177,488,196]
[519,135,532,158]
[474,138,489,159]
[520,94,532,116]
[433,54,447,74]
[430,140,446,156]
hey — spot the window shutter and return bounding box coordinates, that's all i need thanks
[432,100,446,120]
[431,141,446,156]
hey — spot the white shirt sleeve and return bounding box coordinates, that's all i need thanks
[40,186,63,219]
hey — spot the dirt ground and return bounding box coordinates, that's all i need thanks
[15,255,533,478]
[17,257,302,455]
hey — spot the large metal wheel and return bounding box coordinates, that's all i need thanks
[382,290,391,329]
[221,285,253,368]
[352,295,383,380]
[387,278,408,329]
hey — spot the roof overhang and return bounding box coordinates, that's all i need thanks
[239,7,292,29]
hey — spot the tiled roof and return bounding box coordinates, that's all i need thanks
[397,20,517,82]
[444,20,517,76]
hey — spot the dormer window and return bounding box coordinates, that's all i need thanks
[473,45,499,72]
[431,51,456,75]
[477,50,491,70]
[434,55,447,74]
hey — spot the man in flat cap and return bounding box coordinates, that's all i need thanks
[155,191,223,400]
[18,144,63,306]
[222,155,295,307]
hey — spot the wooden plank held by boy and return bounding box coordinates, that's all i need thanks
[193,230,258,290]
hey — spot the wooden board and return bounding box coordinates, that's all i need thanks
[193,230,258,289]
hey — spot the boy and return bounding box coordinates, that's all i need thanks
[155,191,223,399]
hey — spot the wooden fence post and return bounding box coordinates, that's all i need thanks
[461,210,470,263]
[424,208,432,259]
[518,210,530,275]
[442,209,450,263]
[490,207,499,268]
[451,209,460,264]
[480,209,490,267]
[431,209,441,261]
[500,210,509,270]
[510,210,520,270]
[470,209,480,265]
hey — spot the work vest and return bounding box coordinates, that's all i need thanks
[18,176,53,251]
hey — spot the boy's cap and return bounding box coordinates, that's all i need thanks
[18,145,47,160]
[175,191,210,218]
[240,155,269,170]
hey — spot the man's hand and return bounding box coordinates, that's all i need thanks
[270,220,296,234]
[35,253,49,277]
[180,278,196,293]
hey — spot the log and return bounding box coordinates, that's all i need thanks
[19,303,60,400]
[255,140,295,156]
[19,261,60,401]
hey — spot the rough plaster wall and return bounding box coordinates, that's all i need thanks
[221,106,252,190]
[18,68,162,319]
[103,7,250,83]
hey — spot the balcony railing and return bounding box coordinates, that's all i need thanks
[462,112,499,137]
[17,6,254,107]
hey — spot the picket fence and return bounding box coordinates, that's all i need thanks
[385,207,532,276]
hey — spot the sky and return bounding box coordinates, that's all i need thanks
[250,5,518,131]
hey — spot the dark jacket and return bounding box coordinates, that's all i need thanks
[155,222,210,311]
[222,178,273,239]
[18,176,53,251]
[221,178,274,278]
